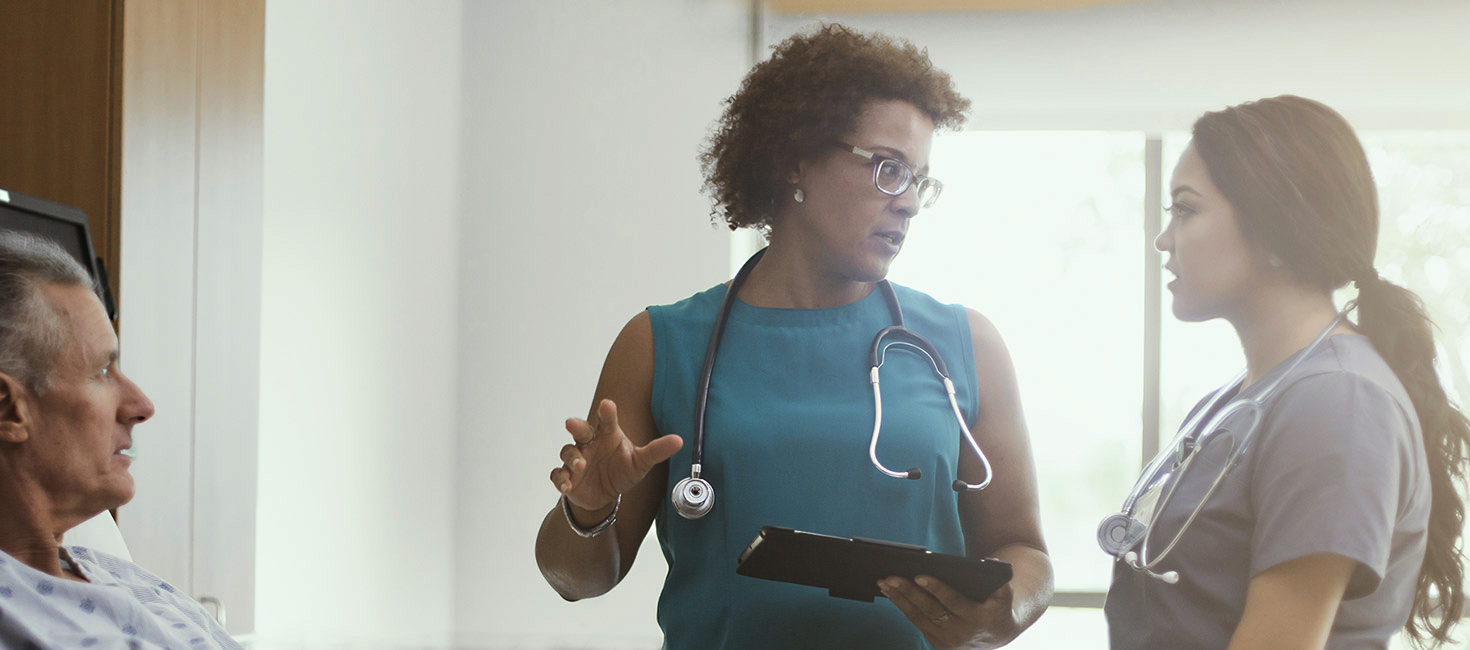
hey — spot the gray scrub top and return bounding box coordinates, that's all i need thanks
[1106,334,1430,650]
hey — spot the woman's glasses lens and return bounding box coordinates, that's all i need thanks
[876,159,908,194]
[865,152,942,208]
[917,179,942,208]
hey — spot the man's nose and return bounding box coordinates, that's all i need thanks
[118,372,155,424]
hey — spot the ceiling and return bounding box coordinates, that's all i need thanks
[766,0,1140,13]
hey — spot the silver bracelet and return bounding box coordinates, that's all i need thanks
[562,494,620,538]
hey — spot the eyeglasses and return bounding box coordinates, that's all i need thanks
[835,142,943,209]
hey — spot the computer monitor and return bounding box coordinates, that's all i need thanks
[0,186,116,320]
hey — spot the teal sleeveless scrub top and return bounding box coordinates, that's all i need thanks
[647,282,980,650]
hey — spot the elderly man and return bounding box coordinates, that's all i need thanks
[0,231,241,649]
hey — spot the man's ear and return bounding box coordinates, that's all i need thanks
[0,372,33,443]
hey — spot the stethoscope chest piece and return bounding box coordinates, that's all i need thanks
[1097,512,1147,556]
[672,469,714,519]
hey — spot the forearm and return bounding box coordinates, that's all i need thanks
[1227,598,1334,650]
[975,543,1053,649]
[534,500,625,600]
[997,543,1053,628]
[1224,554,1353,650]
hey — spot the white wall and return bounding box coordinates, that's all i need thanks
[221,1,1469,647]
[765,0,1470,131]
[454,1,750,647]
[256,1,462,646]
[118,0,263,635]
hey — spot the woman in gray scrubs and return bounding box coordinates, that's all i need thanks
[1104,95,1470,649]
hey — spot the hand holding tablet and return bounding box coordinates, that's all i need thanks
[735,526,1013,603]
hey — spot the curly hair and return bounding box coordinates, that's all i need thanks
[700,23,970,234]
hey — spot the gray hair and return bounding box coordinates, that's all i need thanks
[0,231,97,393]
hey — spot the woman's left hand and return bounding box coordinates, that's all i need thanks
[879,574,1018,650]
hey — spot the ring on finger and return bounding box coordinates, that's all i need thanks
[928,611,953,624]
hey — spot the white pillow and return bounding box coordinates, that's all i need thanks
[62,511,133,561]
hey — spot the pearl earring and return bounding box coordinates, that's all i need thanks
[793,188,805,203]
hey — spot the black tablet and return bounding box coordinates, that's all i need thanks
[735,526,1013,603]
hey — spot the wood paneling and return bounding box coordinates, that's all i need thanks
[0,0,124,307]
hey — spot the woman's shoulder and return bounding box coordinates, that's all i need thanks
[888,282,1006,351]
[888,282,973,327]
[1274,335,1413,416]
[886,281,961,312]
[646,283,728,322]
[1262,336,1420,450]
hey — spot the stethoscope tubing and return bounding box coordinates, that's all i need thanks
[675,248,992,520]
[688,248,763,473]
[1108,302,1357,582]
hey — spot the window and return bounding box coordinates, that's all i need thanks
[877,129,1470,648]
[890,131,1146,599]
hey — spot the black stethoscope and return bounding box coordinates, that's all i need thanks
[671,248,994,519]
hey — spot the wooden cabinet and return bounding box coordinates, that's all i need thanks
[0,0,124,306]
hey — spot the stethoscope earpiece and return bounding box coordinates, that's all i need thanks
[1120,549,1179,583]
[870,327,994,493]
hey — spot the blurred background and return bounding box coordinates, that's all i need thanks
[2,0,1467,648]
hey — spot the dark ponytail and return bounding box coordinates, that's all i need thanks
[1193,95,1469,647]
[1357,276,1470,645]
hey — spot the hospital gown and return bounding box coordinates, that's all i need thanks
[0,545,241,649]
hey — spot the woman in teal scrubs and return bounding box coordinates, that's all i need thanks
[534,23,1052,650]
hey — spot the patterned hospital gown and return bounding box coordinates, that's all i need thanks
[0,545,241,649]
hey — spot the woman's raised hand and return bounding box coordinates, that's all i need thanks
[552,398,684,513]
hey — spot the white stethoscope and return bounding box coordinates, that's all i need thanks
[671,248,994,519]
[1097,303,1355,583]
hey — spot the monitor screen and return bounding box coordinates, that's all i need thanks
[0,187,115,319]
